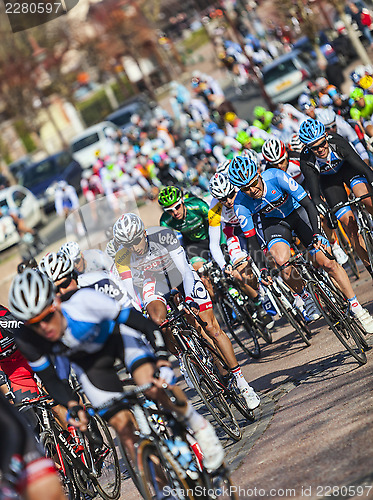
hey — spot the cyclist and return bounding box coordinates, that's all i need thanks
[0,391,66,500]
[228,154,373,332]
[316,108,369,164]
[158,186,211,261]
[298,119,373,278]
[8,269,225,472]
[112,213,261,410]
[208,172,274,329]
[59,241,112,274]
[261,137,348,266]
[349,87,373,139]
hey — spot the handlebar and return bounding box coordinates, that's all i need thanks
[277,241,334,272]
[15,394,55,408]
[330,192,373,214]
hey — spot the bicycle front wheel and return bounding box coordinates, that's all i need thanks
[137,439,197,500]
[182,353,242,442]
[308,282,367,365]
[86,414,121,500]
[40,430,80,500]
[217,299,261,359]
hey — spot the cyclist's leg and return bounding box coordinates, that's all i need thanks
[350,176,373,216]
[322,173,371,267]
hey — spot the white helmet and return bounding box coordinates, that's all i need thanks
[113,213,145,245]
[261,138,286,164]
[316,77,328,89]
[8,269,55,321]
[240,148,259,164]
[209,172,235,199]
[39,252,74,282]
[82,169,93,180]
[317,108,337,128]
[57,180,68,189]
[59,241,81,262]
[289,134,304,153]
[216,159,231,174]
[105,239,118,259]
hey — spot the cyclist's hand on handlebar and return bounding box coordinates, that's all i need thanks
[312,234,325,250]
[260,268,272,286]
[185,300,200,314]
[66,402,88,432]
[223,264,232,275]
[325,211,338,230]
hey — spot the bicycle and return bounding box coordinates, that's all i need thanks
[200,260,263,357]
[277,244,368,365]
[16,394,121,500]
[331,192,373,272]
[160,298,255,442]
[242,256,312,348]
[96,382,237,500]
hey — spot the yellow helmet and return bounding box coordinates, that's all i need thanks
[224,112,236,123]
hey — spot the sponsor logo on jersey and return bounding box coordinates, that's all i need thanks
[272,190,276,194]
[159,232,178,246]
[94,283,121,298]
[288,177,299,192]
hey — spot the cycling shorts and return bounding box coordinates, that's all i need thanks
[0,351,40,404]
[142,271,212,312]
[70,328,155,419]
[263,207,329,255]
[320,162,370,219]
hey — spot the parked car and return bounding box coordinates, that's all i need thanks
[261,50,320,104]
[70,121,118,169]
[8,155,34,181]
[105,95,154,132]
[19,151,82,212]
[0,186,43,251]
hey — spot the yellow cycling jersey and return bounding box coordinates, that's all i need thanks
[208,198,240,228]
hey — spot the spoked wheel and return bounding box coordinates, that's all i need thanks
[361,226,373,271]
[137,440,196,500]
[84,413,121,500]
[117,433,146,497]
[217,299,261,359]
[336,226,360,279]
[40,431,80,500]
[308,282,367,365]
[273,293,311,347]
[182,353,242,442]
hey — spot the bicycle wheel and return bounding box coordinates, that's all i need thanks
[271,285,311,347]
[217,298,261,359]
[40,431,80,500]
[361,226,373,271]
[117,434,146,497]
[182,353,242,442]
[137,439,196,500]
[335,226,360,279]
[85,414,121,500]
[308,282,367,365]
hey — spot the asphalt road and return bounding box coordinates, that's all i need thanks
[118,264,373,500]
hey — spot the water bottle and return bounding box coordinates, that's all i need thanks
[228,286,244,306]
[165,437,197,471]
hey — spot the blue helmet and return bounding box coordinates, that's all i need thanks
[228,153,258,187]
[298,119,326,146]
[205,122,218,134]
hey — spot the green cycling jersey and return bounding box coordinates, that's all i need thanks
[160,195,209,242]
[350,94,373,121]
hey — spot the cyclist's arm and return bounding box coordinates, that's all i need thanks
[334,133,373,185]
[300,151,327,211]
[209,224,226,269]
[336,115,369,161]
[234,201,266,269]
[117,309,168,361]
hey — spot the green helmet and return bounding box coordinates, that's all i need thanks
[236,131,250,145]
[158,186,183,207]
[350,87,364,101]
[254,106,266,118]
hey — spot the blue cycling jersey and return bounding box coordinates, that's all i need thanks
[234,168,307,236]
[315,149,344,176]
[30,289,130,373]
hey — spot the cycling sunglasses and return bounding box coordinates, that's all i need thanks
[56,275,74,292]
[163,201,183,213]
[125,235,144,247]
[26,304,56,325]
[310,138,328,151]
[241,176,260,190]
[220,189,236,202]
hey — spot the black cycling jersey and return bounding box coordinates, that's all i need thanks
[300,131,373,213]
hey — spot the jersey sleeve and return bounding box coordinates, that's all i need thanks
[160,213,171,227]
[233,194,255,238]
[115,247,132,281]
[276,169,307,203]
